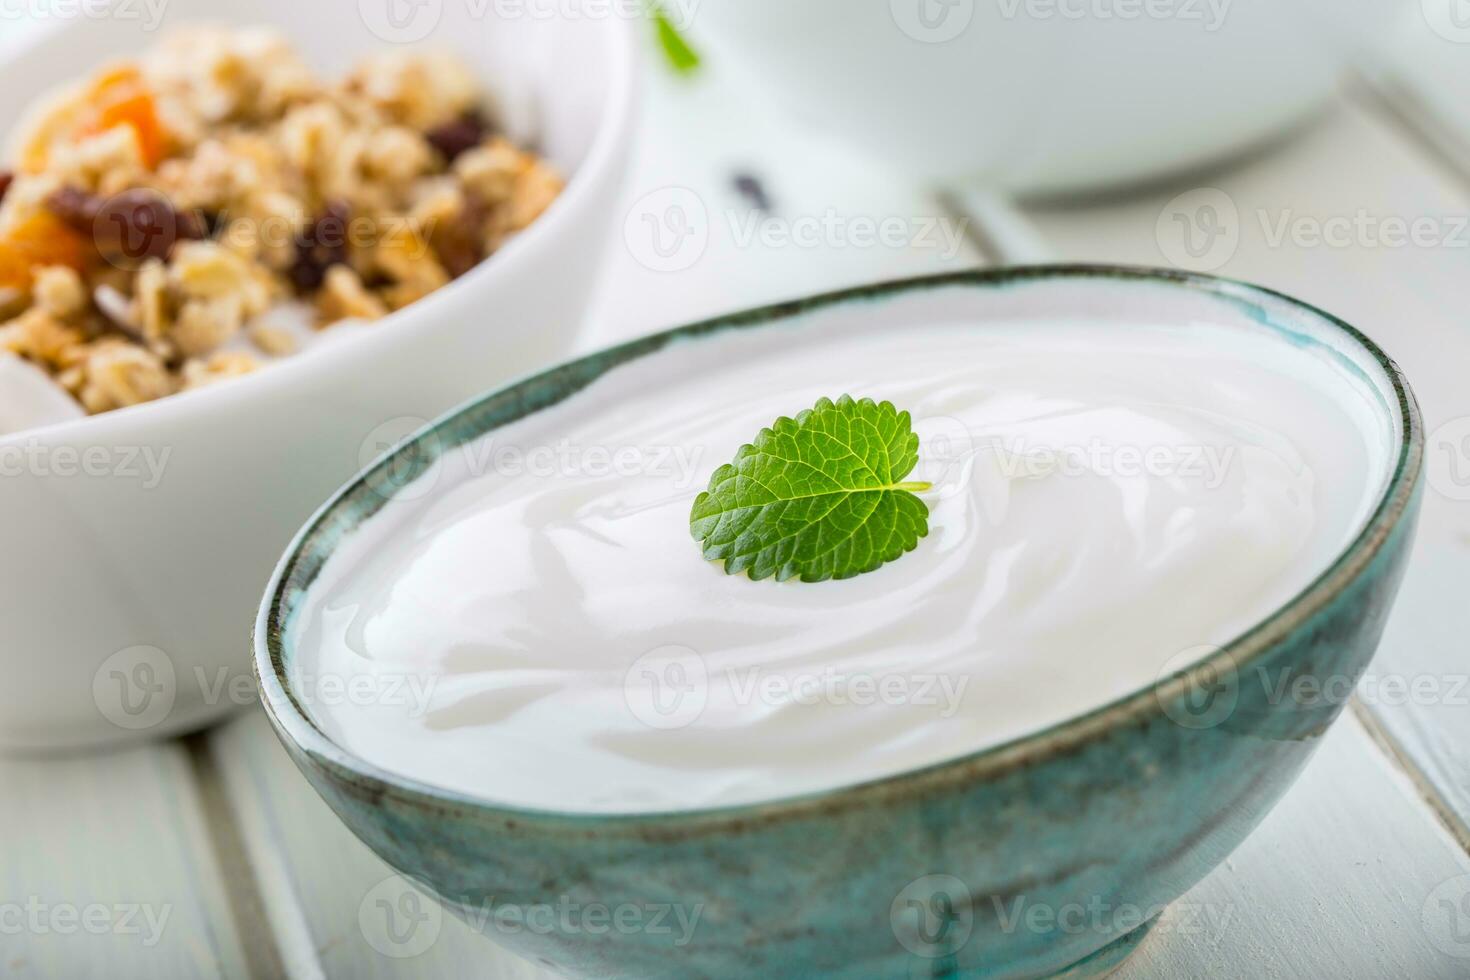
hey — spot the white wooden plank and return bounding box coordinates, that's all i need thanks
[206,42,980,980]
[209,710,556,980]
[1020,97,1470,846]
[1115,713,1470,979]
[0,745,249,978]
[1361,13,1470,181]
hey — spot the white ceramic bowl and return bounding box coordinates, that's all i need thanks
[0,0,637,749]
[691,0,1410,194]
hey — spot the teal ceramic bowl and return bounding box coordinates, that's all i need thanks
[255,267,1423,980]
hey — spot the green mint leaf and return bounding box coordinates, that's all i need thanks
[689,395,933,583]
[650,4,701,76]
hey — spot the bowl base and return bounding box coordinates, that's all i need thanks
[907,918,1156,980]
[1046,919,1156,979]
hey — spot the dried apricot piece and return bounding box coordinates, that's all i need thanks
[0,213,87,290]
[76,66,166,169]
[87,90,164,169]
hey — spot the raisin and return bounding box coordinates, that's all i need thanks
[47,186,203,266]
[289,200,352,294]
[45,186,102,228]
[0,171,12,207]
[425,111,491,164]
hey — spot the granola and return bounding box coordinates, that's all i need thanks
[0,27,563,417]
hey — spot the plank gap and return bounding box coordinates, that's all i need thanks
[1353,700,1470,858]
[184,730,290,980]
[1348,72,1470,198]
[938,186,1054,265]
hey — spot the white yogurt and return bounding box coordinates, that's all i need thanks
[291,290,1391,813]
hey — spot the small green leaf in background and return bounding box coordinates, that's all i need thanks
[690,396,933,583]
[650,3,701,76]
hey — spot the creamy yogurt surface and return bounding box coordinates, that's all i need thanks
[291,285,1392,813]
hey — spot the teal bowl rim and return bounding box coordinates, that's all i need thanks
[254,264,1424,833]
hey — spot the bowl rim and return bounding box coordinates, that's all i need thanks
[0,12,640,445]
[254,264,1425,832]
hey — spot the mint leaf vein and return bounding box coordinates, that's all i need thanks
[689,395,933,582]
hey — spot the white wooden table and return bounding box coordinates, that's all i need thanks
[7,15,1470,980]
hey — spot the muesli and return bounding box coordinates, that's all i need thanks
[0,27,562,416]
